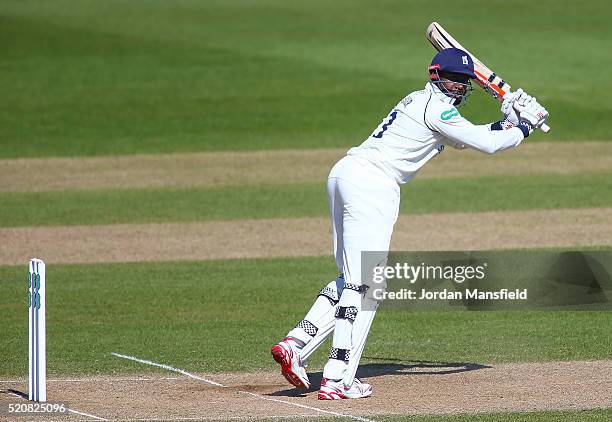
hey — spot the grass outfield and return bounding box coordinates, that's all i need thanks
[0,257,610,377]
[1,172,611,227]
[2,1,611,158]
[263,409,612,421]
[387,410,612,422]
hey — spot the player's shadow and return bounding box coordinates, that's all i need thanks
[7,389,28,399]
[268,357,491,397]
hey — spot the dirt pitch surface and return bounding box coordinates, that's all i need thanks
[1,360,610,421]
[2,141,611,192]
[2,208,611,266]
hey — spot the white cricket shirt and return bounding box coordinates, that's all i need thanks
[347,82,525,184]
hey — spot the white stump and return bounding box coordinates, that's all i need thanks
[29,258,46,402]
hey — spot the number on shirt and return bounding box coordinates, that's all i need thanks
[373,110,398,138]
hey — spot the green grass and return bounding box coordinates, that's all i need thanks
[1,257,610,377]
[263,409,612,422]
[381,409,612,421]
[387,410,612,422]
[1,0,611,158]
[1,172,611,227]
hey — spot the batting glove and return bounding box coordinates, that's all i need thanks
[501,91,520,126]
[517,100,549,137]
[512,88,533,107]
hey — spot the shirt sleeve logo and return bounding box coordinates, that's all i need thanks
[441,107,459,121]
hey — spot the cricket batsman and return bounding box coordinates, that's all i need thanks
[271,48,549,399]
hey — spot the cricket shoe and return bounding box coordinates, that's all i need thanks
[318,377,372,400]
[271,337,310,390]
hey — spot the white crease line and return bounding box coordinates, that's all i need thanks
[34,419,155,422]
[111,352,225,387]
[7,388,109,421]
[240,390,377,422]
[109,416,317,421]
[0,376,183,383]
[19,420,95,422]
[68,408,109,421]
[112,352,377,422]
[37,414,336,422]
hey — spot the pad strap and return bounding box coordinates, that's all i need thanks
[344,283,369,293]
[329,347,350,361]
[296,319,318,337]
[318,286,339,305]
[335,306,358,321]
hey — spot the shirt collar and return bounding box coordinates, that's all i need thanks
[425,82,455,105]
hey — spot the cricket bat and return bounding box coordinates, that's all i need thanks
[426,21,550,133]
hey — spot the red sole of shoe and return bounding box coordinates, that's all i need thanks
[271,345,309,390]
[318,391,346,400]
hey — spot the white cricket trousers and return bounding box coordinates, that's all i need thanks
[327,155,400,285]
[323,155,400,380]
